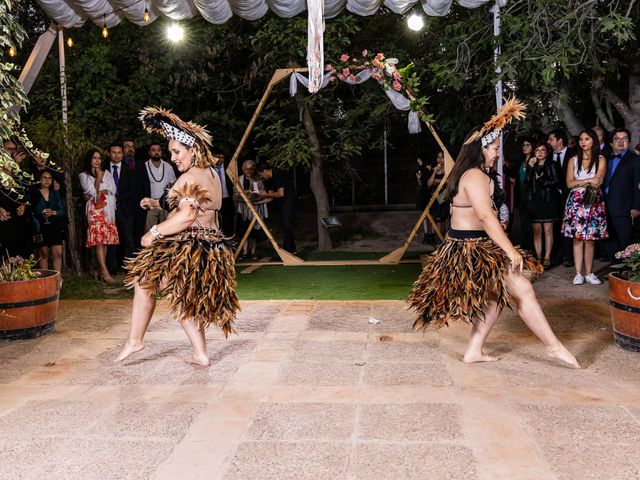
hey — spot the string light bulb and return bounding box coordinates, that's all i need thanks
[67,37,74,48]
[8,47,16,57]
[143,6,150,23]
[102,16,108,38]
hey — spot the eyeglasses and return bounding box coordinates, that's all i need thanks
[613,136,629,142]
[535,148,547,153]
[522,143,532,147]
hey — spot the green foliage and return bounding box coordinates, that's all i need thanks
[0,255,39,282]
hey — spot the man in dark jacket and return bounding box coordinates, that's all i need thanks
[258,164,297,254]
[603,128,640,262]
[105,143,139,270]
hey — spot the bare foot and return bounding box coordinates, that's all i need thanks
[113,341,145,363]
[546,345,581,369]
[462,352,501,363]
[184,354,211,367]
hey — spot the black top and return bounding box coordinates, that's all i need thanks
[267,170,295,206]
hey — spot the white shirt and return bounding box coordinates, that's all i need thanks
[554,146,568,167]
[146,160,177,200]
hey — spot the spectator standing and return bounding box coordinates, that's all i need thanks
[415,153,434,243]
[212,153,235,237]
[593,126,612,157]
[122,139,138,173]
[562,130,608,285]
[548,128,576,266]
[105,143,137,270]
[514,137,535,251]
[79,149,118,283]
[258,164,297,254]
[31,170,66,272]
[138,143,177,232]
[235,160,270,260]
[603,128,640,261]
[426,151,450,240]
[526,142,561,267]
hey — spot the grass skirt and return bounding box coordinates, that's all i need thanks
[124,232,239,337]
[407,231,542,330]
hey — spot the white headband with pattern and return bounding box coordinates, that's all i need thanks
[161,121,196,147]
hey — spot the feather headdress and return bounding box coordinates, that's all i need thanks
[464,98,527,146]
[139,107,212,148]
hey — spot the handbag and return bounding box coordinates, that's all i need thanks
[582,185,599,207]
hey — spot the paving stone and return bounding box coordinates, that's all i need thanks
[88,402,205,439]
[367,340,441,363]
[277,361,361,386]
[519,404,640,445]
[0,438,58,480]
[350,443,477,480]
[307,304,372,331]
[288,341,366,363]
[223,441,349,480]
[0,400,99,438]
[359,403,463,441]
[541,443,640,480]
[247,403,355,441]
[363,362,453,387]
[29,438,173,480]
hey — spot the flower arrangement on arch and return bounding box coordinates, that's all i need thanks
[0,256,40,282]
[326,50,434,124]
[614,243,640,282]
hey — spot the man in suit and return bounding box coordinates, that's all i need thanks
[138,142,177,232]
[603,128,640,262]
[212,153,235,237]
[548,128,576,266]
[105,143,139,271]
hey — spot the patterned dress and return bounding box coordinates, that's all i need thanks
[562,157,608,241]
[79,172,120,247]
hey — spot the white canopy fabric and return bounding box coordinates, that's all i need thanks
[36,0,504,28]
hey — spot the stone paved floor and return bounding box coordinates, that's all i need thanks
[1,265,639,480]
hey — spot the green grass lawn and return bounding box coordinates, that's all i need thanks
[59,252,423,300]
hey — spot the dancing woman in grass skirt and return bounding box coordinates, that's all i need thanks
[115,107,239,366]
[407,99,580,368]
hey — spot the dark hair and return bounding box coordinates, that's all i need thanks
[148,142,163,151]
[548,128,568,147]
[108,143,122,153]
[37,169,53,180]
[82,149,102,177]
[577,129,600,174]
[446,136,485,200]
[533,142,550,156]
[257,163,272,173]
[122,138,135,145]
[611,127,632,143]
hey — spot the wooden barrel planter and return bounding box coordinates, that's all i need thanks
[609,272,640,352]
[0,270,60,341]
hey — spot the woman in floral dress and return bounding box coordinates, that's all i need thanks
[562,129,608,285]
[79,149,119,283]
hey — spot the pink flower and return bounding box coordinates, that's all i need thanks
[348,74,356,82]
[342,68,350,76]
[372,59,383,69]
[393,80,402,91]
[340,54,350,62]
[393,71,401,80]
[375,53,385,61]
[362,49,368,57]
[372,73,382,80]
[325,64,333,71]
[337,73,344,80]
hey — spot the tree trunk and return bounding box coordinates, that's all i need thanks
[551,87,584,135]
[63,169,82,274]
[592,72,640,144]
[294,93,333,251]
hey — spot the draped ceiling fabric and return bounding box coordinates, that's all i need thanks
[36,0,505,29]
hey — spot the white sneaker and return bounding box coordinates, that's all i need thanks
[585,273,602,285]
[572,273,585,285]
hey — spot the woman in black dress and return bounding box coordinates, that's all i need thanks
[31,170,66,272]
[526,142,561,267]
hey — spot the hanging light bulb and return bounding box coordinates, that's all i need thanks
[102,16,108,38]
[67,37,74,48]
[143,6,150,23]
[8,47,16,57]
[407,13,425,31]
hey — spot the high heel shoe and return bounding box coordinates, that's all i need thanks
[99,273,117,284]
